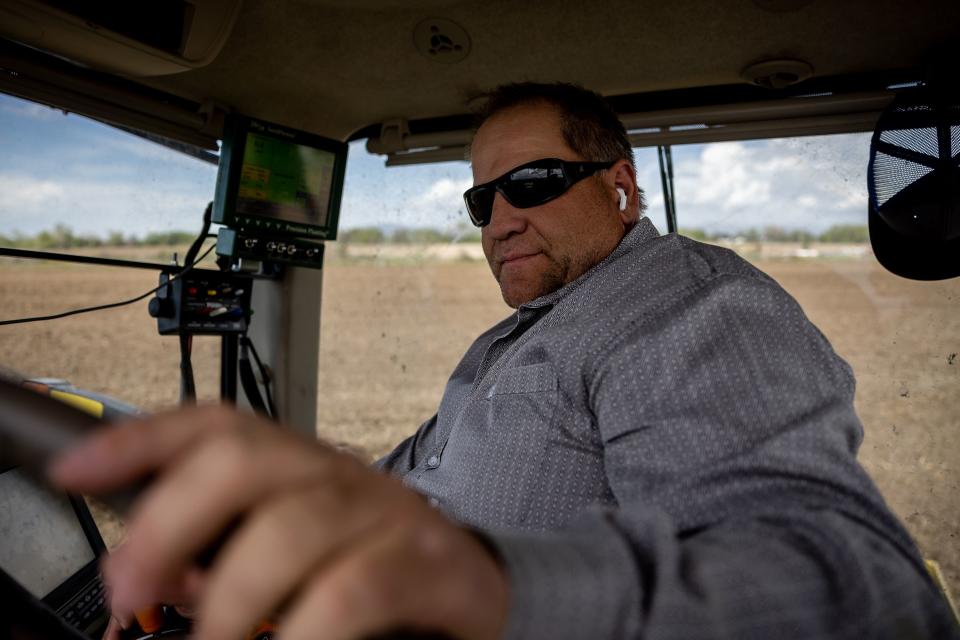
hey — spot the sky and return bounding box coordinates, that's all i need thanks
[0,92,873,239]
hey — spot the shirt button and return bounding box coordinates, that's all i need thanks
[428,497,440,508]
[427,455,440,468]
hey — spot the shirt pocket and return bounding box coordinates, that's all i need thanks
[479,362,560,526]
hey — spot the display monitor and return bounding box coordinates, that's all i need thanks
[0,464,108,636]
[213,114,348,240]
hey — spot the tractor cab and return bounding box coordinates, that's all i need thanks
[0,1,957,637]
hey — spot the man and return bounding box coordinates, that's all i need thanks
[51,83,957,640]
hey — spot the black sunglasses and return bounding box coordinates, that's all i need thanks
[463,158,615,227]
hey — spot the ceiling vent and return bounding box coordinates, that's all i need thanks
[413,17,471,64]
[741,59,814,89]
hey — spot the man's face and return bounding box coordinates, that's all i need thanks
[471,104,630,308]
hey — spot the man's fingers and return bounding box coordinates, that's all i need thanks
[277,526,425,640]
[103,430,339,613]
[173,566,208,606]
[277,522,504,640]
[101,615,126,640]
[48,405,236,492]
[195,482,397,640]
[102,561,205,639]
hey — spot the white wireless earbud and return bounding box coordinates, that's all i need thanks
[616,188,627,211]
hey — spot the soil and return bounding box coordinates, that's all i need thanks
[0,253,956,591]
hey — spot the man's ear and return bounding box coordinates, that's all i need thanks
[610,160,640,226]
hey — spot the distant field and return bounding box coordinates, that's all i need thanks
[0,248,956,591]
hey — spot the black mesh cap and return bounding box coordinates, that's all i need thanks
[868,87,960,280]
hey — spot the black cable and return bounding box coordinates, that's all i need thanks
[238,339,268,416]
[183,202,213,268]
[178,203,211,407]
[179,333,196,405]
[242,335,276,418]
[246,337,276,418]
[0,243,216,326]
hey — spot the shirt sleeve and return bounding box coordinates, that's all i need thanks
[486,273,958,640]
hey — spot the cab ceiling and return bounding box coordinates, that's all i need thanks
[3,0,958,144]
[128,0,957,140]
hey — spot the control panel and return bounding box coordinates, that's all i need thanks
[216,228,325,269]
[148,269,252,335]
[57,574,107,635]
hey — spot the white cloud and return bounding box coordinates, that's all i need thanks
[0,175,65,212]
[672,142,772,218]
[649,134,873,234]
[339,161,474,231]
[414,177,473,206]
[0,101,65,121]
[0,172,211,236]
[646,192,664,210]
[403,177,474,230]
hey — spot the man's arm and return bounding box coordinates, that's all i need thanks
[485,274,958,639]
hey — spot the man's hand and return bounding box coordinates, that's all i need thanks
[49,406,509,640]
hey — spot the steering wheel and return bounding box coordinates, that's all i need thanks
[0,377,101,466]
[0,377,142,513]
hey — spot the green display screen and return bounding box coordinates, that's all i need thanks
[235,131,337,226]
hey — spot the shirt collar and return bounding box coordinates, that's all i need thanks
[517,216,661,311]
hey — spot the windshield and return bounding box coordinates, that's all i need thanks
[0,95,222,415]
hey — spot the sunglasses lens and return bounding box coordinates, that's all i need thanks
[463,160,597,226]
[465,186,496,226]
[500,165,567,209]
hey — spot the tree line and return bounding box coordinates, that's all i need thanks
[0,223,869,249]
[341,224,870,244]
[679,224,869,244]
[0,224,196,249]
[0,225,484,249]
[338,227,482,244]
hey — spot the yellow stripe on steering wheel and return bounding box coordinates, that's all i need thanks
[50,390,104,419]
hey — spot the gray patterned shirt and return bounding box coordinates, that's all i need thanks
[378,217,957,639]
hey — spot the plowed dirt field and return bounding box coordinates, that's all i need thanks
[1,254,956,590]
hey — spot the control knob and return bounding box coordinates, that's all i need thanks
[148,297,176,318]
